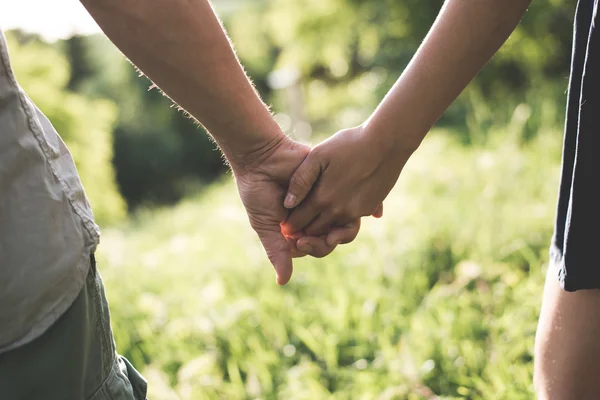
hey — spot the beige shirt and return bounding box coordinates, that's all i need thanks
[0,30,100,353]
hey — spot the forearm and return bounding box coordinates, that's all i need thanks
[80,0,282,166]
[363,0,532,152]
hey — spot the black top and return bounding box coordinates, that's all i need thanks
[551,0,600,291]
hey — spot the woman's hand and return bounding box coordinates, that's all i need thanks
[282,125,412,246]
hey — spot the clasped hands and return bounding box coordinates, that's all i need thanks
[232,122,412,285]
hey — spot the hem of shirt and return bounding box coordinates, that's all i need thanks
[0,252,90,355]
[550,244,600,292]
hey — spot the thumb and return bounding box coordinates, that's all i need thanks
[284,154,322,209]
[255,226,294,285]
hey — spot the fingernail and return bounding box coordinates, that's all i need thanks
[284,193,297,208]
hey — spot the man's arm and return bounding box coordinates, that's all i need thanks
[81,0,357,283]
[80,0,279,165]
[283,0,533,240]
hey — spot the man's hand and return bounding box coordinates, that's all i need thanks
[81,0,364,282]
[232,135,360,285]
[282,125,411,244]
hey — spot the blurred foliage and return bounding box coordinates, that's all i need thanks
[60,34,227,209]
[98,118,562,398]
[11,0,575,210]
[5,31,126,225]
[228,0,574,138]
[7,0,576,210]
[4,1,577,397]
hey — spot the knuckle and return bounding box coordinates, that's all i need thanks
[290,173,311,190]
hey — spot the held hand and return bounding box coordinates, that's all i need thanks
[282,125,411,242]
[231,135,359,285]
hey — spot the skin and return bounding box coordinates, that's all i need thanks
[535,266,600,399]
[282,0,600,397]
[79,0,600,395]
[283,0,534,243]
[79,0,358,284]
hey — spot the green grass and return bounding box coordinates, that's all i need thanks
[97,127,562,400]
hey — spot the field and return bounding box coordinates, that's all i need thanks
[97,127,562,400]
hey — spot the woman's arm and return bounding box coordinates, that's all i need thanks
[283,0,533,240]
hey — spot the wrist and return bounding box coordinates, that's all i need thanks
[360,117,422,162]
[224,128,288,174]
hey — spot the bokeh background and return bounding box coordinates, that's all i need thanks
[2,0,576,398]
